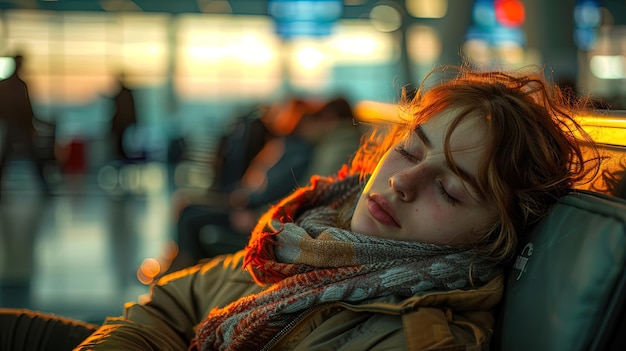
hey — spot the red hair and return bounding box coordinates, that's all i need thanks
[348,65,600,263]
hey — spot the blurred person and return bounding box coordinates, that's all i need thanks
[109,73,138,161]
[210,105,277,194]
[170,97,348,271]
[0,63,601,350]
[170,98,315,217]
[0,54,50,197]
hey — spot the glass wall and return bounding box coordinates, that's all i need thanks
[0,9,402,165]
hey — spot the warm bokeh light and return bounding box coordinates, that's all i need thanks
[137,257,161,285]
[369,4,402,32]
[408,25,442,64]
[406,0,448,19]
[175,14,282,100]
[495,0,525,27]
[462,39,492,65]
[354,100,626,147]
[136,240,179,286]
[493,42,525,65]
[185,34,275,65]
[329,21,395,64]
[4,10,169,104]
[286,39,330,90]
[295,46,325,71]
[2,8,401,112]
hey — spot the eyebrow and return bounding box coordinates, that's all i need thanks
[415,125,432,149]
[414,125,485,201]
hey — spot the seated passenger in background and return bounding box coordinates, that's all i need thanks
[170,96,363,270]
[0,63,601,351]
[209,104,276,194]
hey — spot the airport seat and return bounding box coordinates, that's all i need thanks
[493,190,626,351]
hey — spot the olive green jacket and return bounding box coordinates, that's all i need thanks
[76,250,503,351]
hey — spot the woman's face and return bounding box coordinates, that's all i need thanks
[351,109,498,245]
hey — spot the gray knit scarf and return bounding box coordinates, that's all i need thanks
[190,174,500,351]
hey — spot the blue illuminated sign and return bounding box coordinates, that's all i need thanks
[268,0,343,39]
[574,0,601,51]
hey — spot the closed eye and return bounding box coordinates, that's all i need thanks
[394,146,421,163]
[437,180,459,205]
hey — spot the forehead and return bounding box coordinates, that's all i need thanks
[422,109,489,151]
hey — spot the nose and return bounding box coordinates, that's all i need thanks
[389,166,422,202]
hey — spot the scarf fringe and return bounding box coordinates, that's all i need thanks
[243,178,325,284]
[243,222,283,285]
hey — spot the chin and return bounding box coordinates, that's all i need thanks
[350,218,373,237]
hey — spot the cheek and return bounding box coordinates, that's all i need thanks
[419,202,470,238]
[447,210,496,244]
[405,197,446,230]
[416,193,445,219]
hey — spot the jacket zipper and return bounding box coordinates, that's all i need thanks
[260,305,330,351]
[260,301,415,351]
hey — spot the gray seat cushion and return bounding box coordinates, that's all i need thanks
[497,191,626,351]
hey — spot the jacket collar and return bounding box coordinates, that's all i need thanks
[335,274,504,315]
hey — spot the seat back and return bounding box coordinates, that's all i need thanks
[495,190,626,351]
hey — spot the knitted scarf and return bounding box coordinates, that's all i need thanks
[190,174,500,351]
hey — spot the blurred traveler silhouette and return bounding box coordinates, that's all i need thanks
[109,73,137,161]
[210,105,277,194]
[0,54,50,196]
[226,98,332,209]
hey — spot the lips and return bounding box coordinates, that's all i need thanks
[366,194,401,228]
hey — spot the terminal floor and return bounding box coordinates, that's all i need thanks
[0,160,176,324]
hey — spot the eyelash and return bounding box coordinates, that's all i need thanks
[395,146,460,206]
[437,181,459,205]
[394,146,420,163]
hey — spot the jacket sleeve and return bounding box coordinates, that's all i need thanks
[75,251,256,351]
